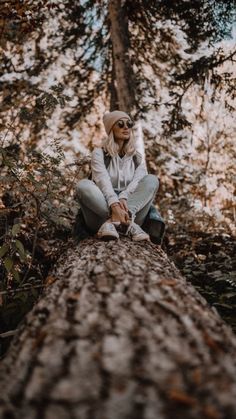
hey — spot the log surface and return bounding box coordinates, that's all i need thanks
[0,237,236,419]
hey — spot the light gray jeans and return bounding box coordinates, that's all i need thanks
[75,174,159,233]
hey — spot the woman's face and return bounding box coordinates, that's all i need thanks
[112,118,133,141]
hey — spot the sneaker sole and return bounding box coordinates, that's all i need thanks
[132,235,150,242]
[97,234,119,241]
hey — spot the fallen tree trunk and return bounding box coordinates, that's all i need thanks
[0,237,236,419]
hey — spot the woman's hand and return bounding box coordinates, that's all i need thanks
[110,203,130,225]
[119,198,129,213]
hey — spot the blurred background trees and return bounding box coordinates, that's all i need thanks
[1,1,235,225]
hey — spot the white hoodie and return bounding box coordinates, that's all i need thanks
[91,147,148,207]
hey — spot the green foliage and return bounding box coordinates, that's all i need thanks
[17,87,71,131]
[0,79,89,343]
[0,134,86,340]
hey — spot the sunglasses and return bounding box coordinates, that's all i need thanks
[116,119,134,129]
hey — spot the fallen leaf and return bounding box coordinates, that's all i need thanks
[192,368,202,385]
[203,332,223,352]
[66,292,80,301]
[168,388,197,406]
[202,404,221,419]
[159,279,177,286]
[31,330,47,350]
[44,276,57,287]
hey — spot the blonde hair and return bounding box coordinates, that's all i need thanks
[102,129,136,157]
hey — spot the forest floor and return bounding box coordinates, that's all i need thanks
[164,227,236,333]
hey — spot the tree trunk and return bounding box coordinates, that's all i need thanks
[109,62,119,111]
[108,0,146,160]
[0,237,236,419]
[108,0,135,113]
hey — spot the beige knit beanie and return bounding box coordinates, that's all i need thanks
[103,110,131,135]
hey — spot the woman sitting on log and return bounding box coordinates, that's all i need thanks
[76,110,160,241]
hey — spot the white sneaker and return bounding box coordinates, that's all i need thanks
[126,222,150,242]
[97,221,119,241]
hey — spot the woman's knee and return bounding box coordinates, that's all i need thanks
[75,179,109,219]
[75,179,94,200]
[142,174,159,192]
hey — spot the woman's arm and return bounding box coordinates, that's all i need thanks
[91,148,120,207]
[118,154,148,200]
[110,202,130,224]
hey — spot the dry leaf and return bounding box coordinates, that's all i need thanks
[203,332,223,352]
[168,388,197,406]
[66,292,80,301]
[202,405,221,419]
[159,279,177,286]
[44,276,57,287]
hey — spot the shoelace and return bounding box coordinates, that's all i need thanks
[127,223,144,236]
[106,223,116,231]
[125,212,137,236]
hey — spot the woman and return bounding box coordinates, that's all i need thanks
[76,110,159,241]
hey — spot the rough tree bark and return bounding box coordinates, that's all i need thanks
[0,237,236,419]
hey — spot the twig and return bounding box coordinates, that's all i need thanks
[0,330,19,338]
[0,283,45,296]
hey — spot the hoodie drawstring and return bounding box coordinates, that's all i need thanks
[117,155,121,190]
